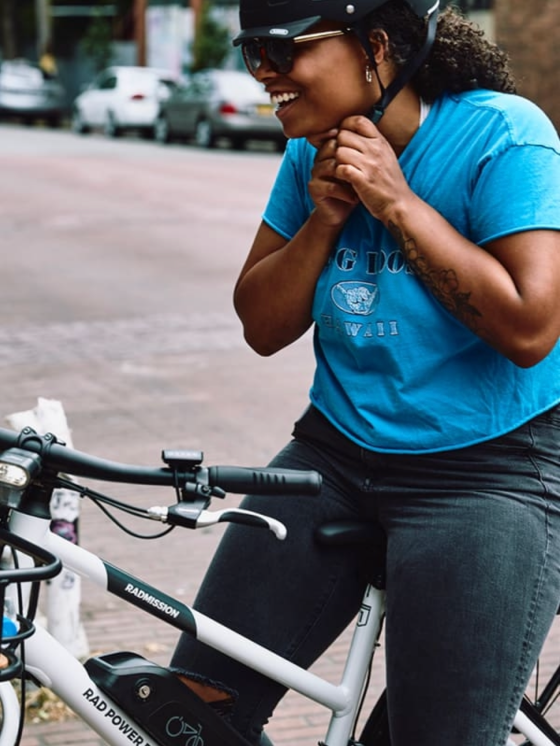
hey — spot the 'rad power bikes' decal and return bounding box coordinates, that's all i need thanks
[83,689,155,746]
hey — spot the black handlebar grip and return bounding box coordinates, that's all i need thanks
[207,467,322,496]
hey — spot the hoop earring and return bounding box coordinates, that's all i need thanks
[365,66,373,84]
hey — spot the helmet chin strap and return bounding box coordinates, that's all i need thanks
[353,5,439,124]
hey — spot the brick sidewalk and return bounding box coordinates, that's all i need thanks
[4,347,560,746]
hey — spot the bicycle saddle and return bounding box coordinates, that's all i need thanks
[316,520,387,590]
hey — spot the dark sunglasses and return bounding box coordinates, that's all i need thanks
[241,28,351,76]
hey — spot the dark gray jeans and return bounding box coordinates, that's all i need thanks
[171,404,560,746]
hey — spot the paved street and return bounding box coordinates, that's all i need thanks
[1,124,560,746]
[0,124,312,462]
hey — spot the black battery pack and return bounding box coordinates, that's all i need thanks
[85,651,253,746]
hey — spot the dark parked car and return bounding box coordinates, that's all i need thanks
[0,59,67,126]
[154,69,286,150]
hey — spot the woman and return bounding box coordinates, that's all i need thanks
[171,1,560,744]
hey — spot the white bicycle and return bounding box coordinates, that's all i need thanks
[0,424,559,746]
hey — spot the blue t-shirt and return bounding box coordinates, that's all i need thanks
[262,90,560,453]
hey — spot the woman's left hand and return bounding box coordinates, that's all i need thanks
[334,115,413,223]
[332,119,560,369]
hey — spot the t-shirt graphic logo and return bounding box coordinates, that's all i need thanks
[331,282,379,316]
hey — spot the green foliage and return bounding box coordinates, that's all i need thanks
[79,6,114,72]
[190,1,230,72]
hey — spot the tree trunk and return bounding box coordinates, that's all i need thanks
[35,0,52,57]
[0,0,18,59]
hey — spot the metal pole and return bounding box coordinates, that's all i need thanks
[5,399,89,659]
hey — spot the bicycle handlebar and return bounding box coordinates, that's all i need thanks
[0,426,322,496]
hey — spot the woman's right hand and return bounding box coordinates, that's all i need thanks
[309,132,360,227]
[234,132,356,356]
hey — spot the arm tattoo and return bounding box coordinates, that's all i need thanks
[388,221,483,333]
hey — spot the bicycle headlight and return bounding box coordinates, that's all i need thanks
[0,449,42,506]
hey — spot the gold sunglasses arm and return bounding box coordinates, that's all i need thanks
[292,29,350,45]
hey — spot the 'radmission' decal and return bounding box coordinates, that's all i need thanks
[124,583,180,618]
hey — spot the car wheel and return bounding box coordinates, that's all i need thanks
[71,107,89,134]
[154,114,171,144]
[230,136,245,151]
[104,112,122,138]
[194,118,215,149]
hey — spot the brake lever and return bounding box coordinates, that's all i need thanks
[196,508,287,540]
[147,504,287,540]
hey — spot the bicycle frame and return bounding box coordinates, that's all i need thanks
[3,501,560,746]
[4,508,386,746]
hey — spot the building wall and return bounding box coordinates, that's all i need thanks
[494,0,560,130]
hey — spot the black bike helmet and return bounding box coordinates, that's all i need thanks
[233,0,438,43]
[233,0,440,122]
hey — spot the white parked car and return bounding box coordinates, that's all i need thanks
[71,65,178,138]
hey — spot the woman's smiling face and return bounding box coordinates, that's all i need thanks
[253,25,381,140]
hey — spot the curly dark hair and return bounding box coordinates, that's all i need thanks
[366,1,517,100]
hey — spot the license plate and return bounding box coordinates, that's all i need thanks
[255,104,274,117]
